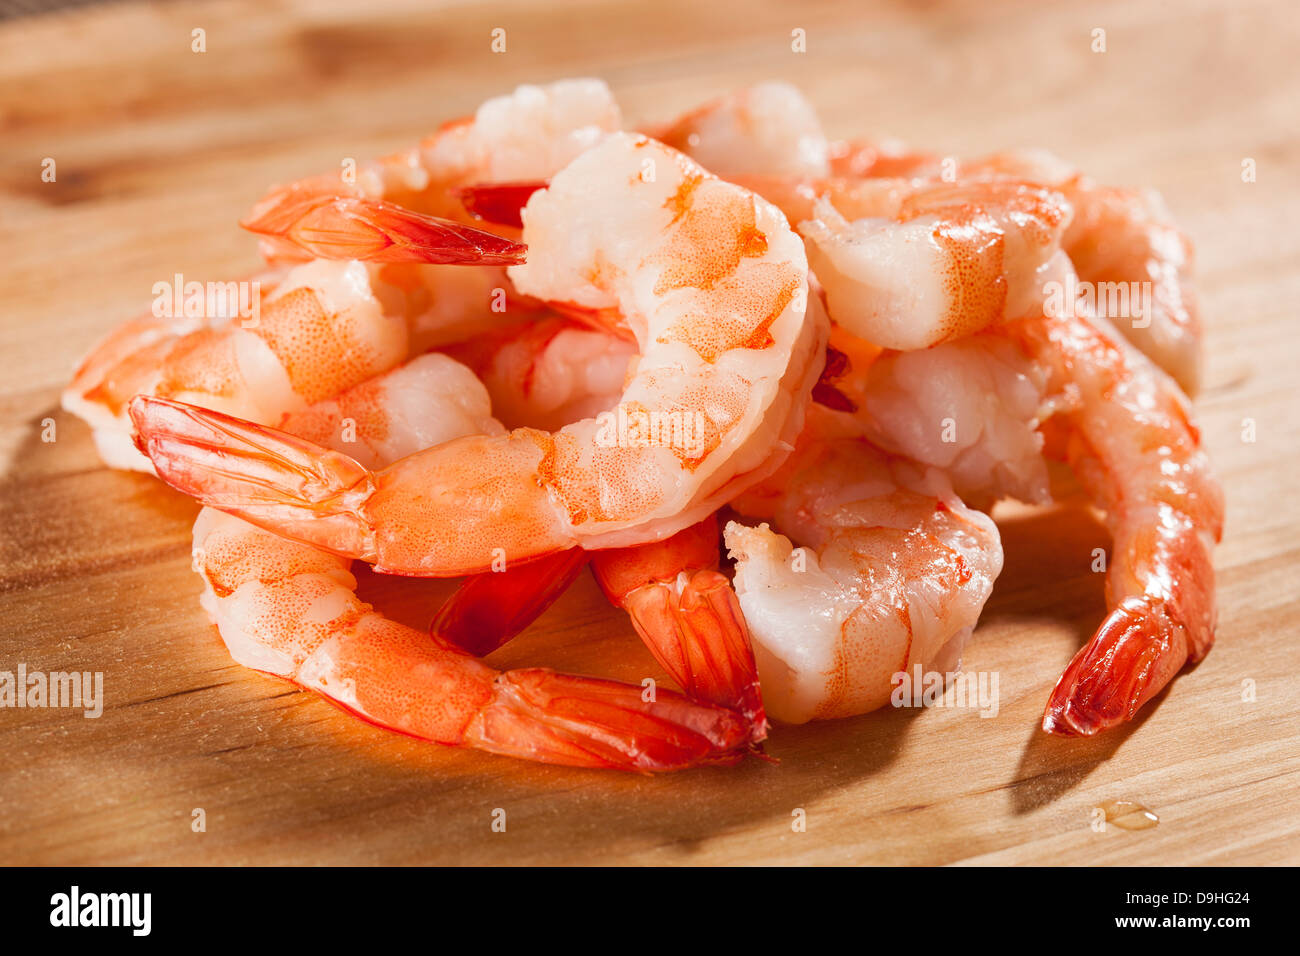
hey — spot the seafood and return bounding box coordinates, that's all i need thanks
[62,261,405,471]
[244,79,623,262]
[723,375,1003,722]
[58,78,1222,769]
[935,149,1203,393]
[656,81,831,181]
[443,317,768,737]
[591,515,767,738]
[853,257,1222,734]
[797,180,1074,350]
[131,132,827,574]
[196,357,748,771]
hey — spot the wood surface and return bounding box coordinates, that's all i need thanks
[1,0,1298,865]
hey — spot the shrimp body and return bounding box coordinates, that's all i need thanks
[443,316,768,736]
[798,181,1073,350]
[245,79,623,262]
[63,261,407,472]
[1011,308,1222,735]
[657,81,831,181]
[723,410,1003,723]
[962,149,1202,393]
[195,358,747,771]
[443,315,637,432]
[133,133,826,574]
[853,256,1222,734]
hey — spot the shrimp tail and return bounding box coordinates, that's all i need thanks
[242,183,526,265]
[465,667,750,771]
[130,395,379,561]
[432,548,591,656]
[1042,595,1198,737]
[592,516,769,743]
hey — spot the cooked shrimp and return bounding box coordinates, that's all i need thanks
[196,358,747,771]
[797,180,1073,350]
[442,314,637,432]
[200,510,750,771]
[131,133,827,574]
[244,79,622,262]
[722,406,1003,723]
[590,514,767,740]
[656,81,831,181]
[442,316,768,737]
[950,149,1203,393]
[795,141,1203,392]
[63,261,408,472]
[852,257,1222,734]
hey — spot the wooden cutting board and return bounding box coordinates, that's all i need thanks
[2,0,1297,865]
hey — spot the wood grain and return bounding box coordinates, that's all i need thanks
[1,0,1298,865]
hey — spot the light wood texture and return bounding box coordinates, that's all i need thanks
[2,0,1298,865]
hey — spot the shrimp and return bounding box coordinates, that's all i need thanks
[196,356,748,771]
[779,137,1202,392]
[853,255,1223,735]
[62,261,408,472]
[442,314,638,432]
[130,132,827,575]
[663,82,1198,387]
[443,316,769,739]
[243,78,622,263]
[720,383,1003,723]
[937,149,1203,394]
[590,514,767,740]
[655,81,831,181]
[796,181,1073,350]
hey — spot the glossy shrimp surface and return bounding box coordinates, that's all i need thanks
[853,258,1222,734]
[724,407,1003,723]
[244,79,623,262]
[132,133,827,574]
[961,149,1203,393]
[798,180,1073,350]
[442,316,769,738]
[63,261,407,471]
[195,358,747,771]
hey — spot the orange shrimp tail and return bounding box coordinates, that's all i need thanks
[242,183,526,265]
[619,571,768,744]
[129,396,378,561]
[592,516,768,743]
[326,618,748,772]
[1042,595,1202,736]
[465,668,750,772]
[456,180,548,229]
[431,548,590,656]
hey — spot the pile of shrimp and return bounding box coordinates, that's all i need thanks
[63,80,1222,772]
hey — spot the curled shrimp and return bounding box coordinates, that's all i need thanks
[854,255,1222,735]
[956,149,1203,394]
[243,79,622,263]
[440,316,768,739]
[722,396,1003,723]
[62,261,407,471]
[655,81,832,181]
[196,356,747,771]
[797,180,1073,350]
[131,132,827,574]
